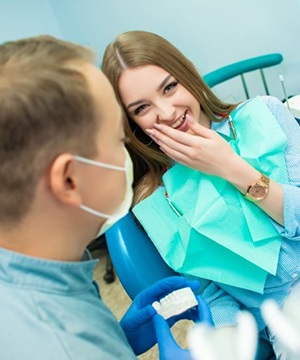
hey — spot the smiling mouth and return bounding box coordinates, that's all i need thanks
[171,110,188,129]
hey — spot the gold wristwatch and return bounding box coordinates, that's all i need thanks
[244,173,270,202]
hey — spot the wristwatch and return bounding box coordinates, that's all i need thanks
[244,173,270,201]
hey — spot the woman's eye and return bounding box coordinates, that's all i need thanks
[134,104,147,115]
[164,81,178,94]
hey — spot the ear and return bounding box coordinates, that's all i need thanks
[49,154,82,207]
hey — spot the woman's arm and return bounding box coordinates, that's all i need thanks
[264,96,300,239]
[220,150,284,225]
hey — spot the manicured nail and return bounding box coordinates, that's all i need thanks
[186,114,196,124]
[145,129,154,135]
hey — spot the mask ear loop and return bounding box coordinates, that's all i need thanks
[133,127,154,147]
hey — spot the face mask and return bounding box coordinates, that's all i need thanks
[73,149,133,237]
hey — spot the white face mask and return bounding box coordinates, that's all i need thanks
[73,149,133,237]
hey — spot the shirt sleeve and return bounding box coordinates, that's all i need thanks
[200,281,241,328]
[262,96,300,240]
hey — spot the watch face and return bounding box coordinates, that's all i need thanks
[248,184,267,200]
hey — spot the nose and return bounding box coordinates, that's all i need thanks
[156,101,176,123]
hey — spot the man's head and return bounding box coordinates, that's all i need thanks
[0,35,130,260]
[0,36,98,224]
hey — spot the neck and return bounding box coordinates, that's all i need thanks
[0,211,89,262]
[200,111,212,129]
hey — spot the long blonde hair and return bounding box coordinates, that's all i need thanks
[102,30,236,204]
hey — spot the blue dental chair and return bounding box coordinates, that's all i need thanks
[105,54,282,359]
[104,53,285,286]
[104,54,285,299]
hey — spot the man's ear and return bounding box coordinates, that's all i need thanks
[49,154,82,207]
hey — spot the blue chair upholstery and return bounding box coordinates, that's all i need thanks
[203,53,283,99]
[105,212,176,300]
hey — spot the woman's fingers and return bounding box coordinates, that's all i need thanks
[145,122,234,176]
[153,121,212,140]
[146,128,195,160]
[185,118,213,138]
[146,123,209,155]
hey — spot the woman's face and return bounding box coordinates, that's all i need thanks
[118,65,207,134]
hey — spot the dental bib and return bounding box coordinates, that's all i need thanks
[133,96,288,294]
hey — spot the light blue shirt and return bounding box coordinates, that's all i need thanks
[198,96,300,334]
[0,247,136,360]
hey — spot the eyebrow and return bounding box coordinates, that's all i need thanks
[157,74,172,91]
[126,74,173,111]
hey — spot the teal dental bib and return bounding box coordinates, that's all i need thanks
[133,97,288,293]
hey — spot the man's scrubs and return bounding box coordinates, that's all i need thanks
[0,247,136,359]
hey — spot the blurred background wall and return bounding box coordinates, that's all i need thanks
[1,0,300,102]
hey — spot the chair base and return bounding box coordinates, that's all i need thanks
[87,235,116,284]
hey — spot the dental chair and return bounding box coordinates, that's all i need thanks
[105,54,283,359]
[101,53,285,285]
[100,53,294,291]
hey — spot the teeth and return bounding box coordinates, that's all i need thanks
[171,111,187,129]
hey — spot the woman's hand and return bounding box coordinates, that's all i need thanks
[146,120,240,179]
[146,119,284,225]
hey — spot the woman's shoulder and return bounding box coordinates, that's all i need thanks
[236,95,291,125]
[236,95,284,112]
[237,96,300,139]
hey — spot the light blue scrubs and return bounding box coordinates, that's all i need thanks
[0,247,136,359]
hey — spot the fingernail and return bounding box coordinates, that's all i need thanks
[145,129,154,135]
[186,114,196,124]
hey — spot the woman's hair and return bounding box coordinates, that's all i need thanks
[102,30,236,204]
[0,35,98,223]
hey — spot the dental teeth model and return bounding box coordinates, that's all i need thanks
[152,287,198,319]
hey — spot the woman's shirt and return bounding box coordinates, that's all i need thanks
[202,96,300,332]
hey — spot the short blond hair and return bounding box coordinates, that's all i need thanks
[0,35,97,223]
